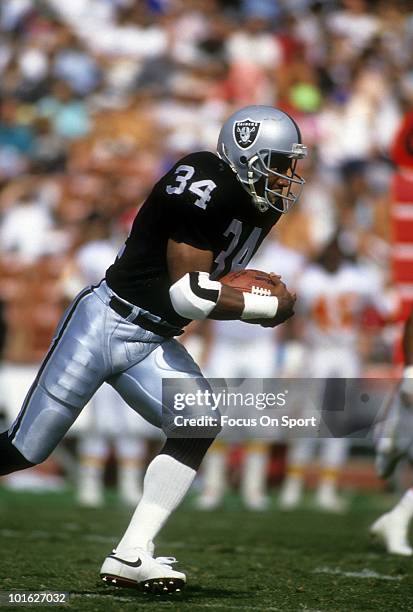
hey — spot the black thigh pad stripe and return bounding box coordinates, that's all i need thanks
[9,286,94,442]
[189,272,219,303]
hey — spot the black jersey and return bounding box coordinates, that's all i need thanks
[106,151,279,327]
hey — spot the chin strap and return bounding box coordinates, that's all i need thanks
[247,158,270,212]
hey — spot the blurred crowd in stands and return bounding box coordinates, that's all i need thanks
[0,0,412,367]
[1,0,413,502]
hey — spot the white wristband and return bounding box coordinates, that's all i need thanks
[241,292,278,320]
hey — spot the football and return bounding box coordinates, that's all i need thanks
[219,269,279,296]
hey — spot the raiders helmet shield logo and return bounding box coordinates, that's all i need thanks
[234,119,261,150]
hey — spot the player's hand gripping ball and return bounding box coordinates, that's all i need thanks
[220,269,296,327]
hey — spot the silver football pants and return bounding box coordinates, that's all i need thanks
[8,281,203,463]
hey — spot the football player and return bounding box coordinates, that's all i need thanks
[371,308,413,555]
[0,106,306,592]
[280,235,389,512]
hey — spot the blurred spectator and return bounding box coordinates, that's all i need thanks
[226,13,282,104]
[241,0,280,20]
[53,32,101,96]
[326,0,380,57]
[37,80,91,139]
[0,185,54,263]
[0,97,34,154]
[1,0,33,32]
[30,117,67,173]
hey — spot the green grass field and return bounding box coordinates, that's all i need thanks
[0,488,412,611]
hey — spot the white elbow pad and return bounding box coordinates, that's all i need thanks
[169,272,221,320]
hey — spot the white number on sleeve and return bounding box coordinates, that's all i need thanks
[166,165,195,195]
[189,179,217,210]
[166,165,216,209]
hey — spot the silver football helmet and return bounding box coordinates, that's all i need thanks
[217,105,307,213]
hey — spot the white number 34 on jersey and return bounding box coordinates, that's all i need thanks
[166,165,217,210]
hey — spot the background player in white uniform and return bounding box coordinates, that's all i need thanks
[65,214,161,507]
[197,232,304,510]
[0,106,304,592]
[280,234,388,512]
[371,308,413,555]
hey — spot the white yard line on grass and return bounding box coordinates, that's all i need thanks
[0,528,116,543]
[313,566,404,581]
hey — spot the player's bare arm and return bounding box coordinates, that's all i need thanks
[167,239,296,325]
[167,238,243,317]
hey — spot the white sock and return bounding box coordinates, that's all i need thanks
[320,438,349,469]
[282,472,304,495]
[317,477,337,499]
[116,436,145,503]
[391,488,413,523]
[77,460,104,500]
[241,447,267,500]
[116,454,195,553]
[118,462,143,504]
[199,446,226,499]
[289,438,317,464]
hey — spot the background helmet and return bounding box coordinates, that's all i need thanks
[217,105,307,213]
